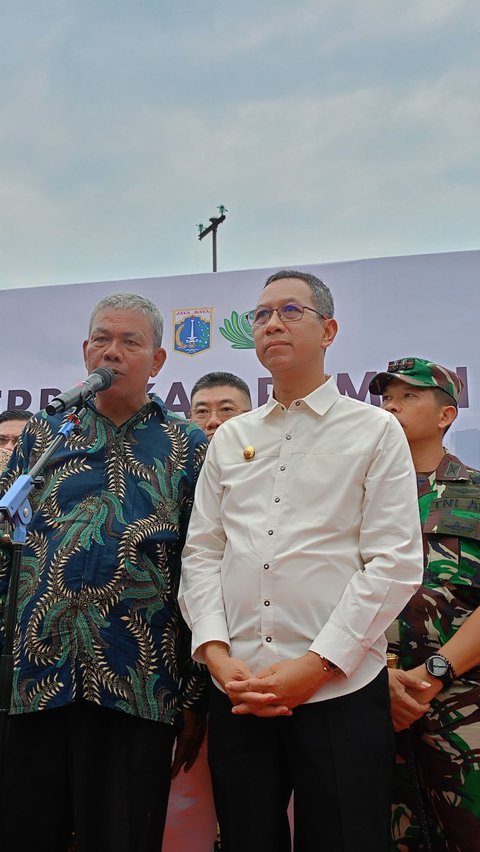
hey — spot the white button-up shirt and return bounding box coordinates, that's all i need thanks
[180,377,423,702]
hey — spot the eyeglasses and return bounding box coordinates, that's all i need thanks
[191,405,245,423]
[247,304,327,327]
[0,435,20,449]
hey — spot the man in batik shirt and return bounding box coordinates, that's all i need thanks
[0,293,208,852]
[370,358,480,851]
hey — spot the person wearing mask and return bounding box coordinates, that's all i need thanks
[0,409,33,470]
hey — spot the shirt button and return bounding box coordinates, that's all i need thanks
[286,434,292,440]
[264,600,270,606]
[268,529,273,535]
[274,497,280,503]
[264,563,269,570]
[280,465,286,471]
[266,636,272,643]
[295,401,300,406]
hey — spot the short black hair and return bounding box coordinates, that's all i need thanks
[0,409,33,425]
[191,372,252,404]
[263,269,334,318]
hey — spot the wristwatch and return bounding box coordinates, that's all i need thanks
[424,653,456,687]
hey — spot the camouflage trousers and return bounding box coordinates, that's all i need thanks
[391,684,480,851]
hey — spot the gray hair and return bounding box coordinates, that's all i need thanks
[89,293,164,347]
[264,269,334,318]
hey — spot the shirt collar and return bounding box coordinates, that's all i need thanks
[259,376,340,419]
[149,393,169,420]
[86,392,168,424]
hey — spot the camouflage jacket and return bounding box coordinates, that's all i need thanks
[0,396,208,723]
[389,452,480,723]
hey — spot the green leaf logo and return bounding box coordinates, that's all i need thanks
[219,311,254,349]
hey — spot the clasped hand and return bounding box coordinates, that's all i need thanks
[219,653,332,717]
[388,666,443,732]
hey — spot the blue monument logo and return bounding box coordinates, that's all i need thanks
[173,307,212,356]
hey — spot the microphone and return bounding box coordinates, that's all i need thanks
[45,368,115,415]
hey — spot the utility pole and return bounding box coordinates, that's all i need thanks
[196,205,228,272]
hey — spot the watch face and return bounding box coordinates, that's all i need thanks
[426,655,449,678]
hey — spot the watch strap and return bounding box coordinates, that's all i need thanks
[426,653,456,686]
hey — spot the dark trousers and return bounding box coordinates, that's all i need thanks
[0,700,176,852]
[208,668,394,852]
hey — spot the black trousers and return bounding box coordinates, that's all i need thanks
[0,700,176,852]
[208,668,394,852]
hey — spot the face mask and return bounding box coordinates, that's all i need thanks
[0,446,12,472]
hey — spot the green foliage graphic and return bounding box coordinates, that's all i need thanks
[219,311,254,349]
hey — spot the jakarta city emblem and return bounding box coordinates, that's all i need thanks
[173,307,212,356]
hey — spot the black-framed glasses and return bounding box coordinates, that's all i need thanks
[0,435,20,449]
[191,404,245,423]
[246,304,327,327]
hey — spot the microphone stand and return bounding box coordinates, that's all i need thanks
[0,407,87,717]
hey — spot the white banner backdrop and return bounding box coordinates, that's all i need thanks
[1,249,479,465]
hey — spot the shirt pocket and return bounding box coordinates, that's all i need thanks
[423,500,480,589]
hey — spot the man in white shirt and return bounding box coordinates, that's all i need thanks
[180,270,423,852]
[163,372,252,852]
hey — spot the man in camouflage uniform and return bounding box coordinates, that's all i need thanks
[370,358,480,851]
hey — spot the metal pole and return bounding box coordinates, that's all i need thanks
[197,208,227,272]
[212,224,217,272]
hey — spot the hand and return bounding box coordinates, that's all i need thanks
[204,648,254,699]
[202,641,284,714]
[212,656,283,712]
[226,653,331,717]
[388,668,433,732]
[171,708,207,778]
[405,664,445,705]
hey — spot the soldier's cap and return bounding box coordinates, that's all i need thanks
[369,357,463,405]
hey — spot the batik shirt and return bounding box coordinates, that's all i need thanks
[389,452,480,714]
[0,396,207,724]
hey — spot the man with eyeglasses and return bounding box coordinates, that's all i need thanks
[163,372,252,852]
[0,409,33,470]
[180,269,424,852]
[190,372,252,441]
[0,410,33,545]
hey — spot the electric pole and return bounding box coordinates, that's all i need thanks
[196,205,228,272]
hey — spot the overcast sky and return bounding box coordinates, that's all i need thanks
[1,0,478,290]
